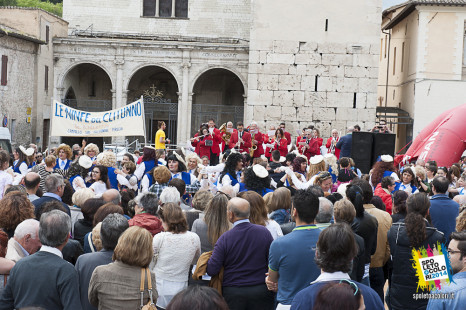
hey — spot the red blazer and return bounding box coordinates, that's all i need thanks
[272,138,288,157]
[228,130,252,153]
[222,129,237,151]
[325,137,341,158]
[299,138,320,160]
[264,135,274,158]
[296,136,306,154]
[250,131,264,158]
[210,128,222,155]
[192,132,222,159]
[284,131,292,145]
[316,137,323,148]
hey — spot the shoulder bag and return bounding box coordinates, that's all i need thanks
[140,268,156,310]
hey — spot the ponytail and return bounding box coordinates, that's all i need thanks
[405,193,430,247]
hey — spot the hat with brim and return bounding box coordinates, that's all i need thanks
[79,155,93,169]
[173,151,187,167]
[144,145,156,151]
[19,145,34,157]
[381,155,394,162]
[252,164,268,178]
[309,155,324,165]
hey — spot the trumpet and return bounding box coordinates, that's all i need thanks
[219,123,231,143]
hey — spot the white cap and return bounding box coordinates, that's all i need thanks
[79,155,93,169]
[19,145,34,157]
[309,155,324,165]
[381,155,394,162]
[252,164,268,178]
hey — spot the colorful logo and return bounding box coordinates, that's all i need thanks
[411,242,454,292]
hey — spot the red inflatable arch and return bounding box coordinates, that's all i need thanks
[403,103,466,167]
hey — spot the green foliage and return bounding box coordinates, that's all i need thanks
[1,0,63,16]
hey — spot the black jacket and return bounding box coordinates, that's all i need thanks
[351,211,378,264]
[350,232,365,282]
[387,220,445,310]
[74,219,93,247]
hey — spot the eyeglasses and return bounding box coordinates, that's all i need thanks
[448,249,462,255]
[91,171,100,174]
[339,279,359,296]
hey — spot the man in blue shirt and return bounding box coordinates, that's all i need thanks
[430,176,459,243]
[266,189,322,309]
[291,223,384,310]
[427,231,466,309]
[335,127,353,158]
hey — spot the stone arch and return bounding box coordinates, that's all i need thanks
[125,63,181,94]
[190,65,247,94]
[57,60,115,91]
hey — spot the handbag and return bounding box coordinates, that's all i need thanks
[140,268,156,310]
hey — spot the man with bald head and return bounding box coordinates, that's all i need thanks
[207,197,274,310]
[23,172,41,202]
[102,189,121,206]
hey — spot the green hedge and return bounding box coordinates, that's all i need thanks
[0,0,63,16]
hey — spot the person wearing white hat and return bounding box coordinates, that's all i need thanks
[13,146,33,176]
[369,154,399,189]
[134,146,158,181]
[66,155,94,191]
[166,153,201,195]
[241,165,273,196]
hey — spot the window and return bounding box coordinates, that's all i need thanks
[393,47,396,75]
[46,25,50,44]
[143,0,188,18]
[1,55,7,86]
[45,66,49,91]
[89,80,96,97]
[401,42,405,73]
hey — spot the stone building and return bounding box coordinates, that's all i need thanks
[378,0,466,150]
[0,7,68,149]
[52,0,381,146]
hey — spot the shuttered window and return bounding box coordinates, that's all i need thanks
[45,66,49,91]
[1,55,7,86]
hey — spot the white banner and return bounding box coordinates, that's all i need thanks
[51,99,145,137]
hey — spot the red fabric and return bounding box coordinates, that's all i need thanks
[325,137,341,158]
[264,134,274,158]
[404,103,466,167]
[229,130,252,153]
[296,136,306,154]
[250,131,264,158]
[374,183,393,215]
[128,213,163,236]
[284,131,292,145]
[299,138,320,160]
[271,138,288,157]
[192,132,222,159]
[210,128,222,155]
[316,137,323,148]
[137,156,143,165]
[221,129,237,152]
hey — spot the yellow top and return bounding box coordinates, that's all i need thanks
[155,129,166,149]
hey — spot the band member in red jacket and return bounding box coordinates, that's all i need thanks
[264,125,276,160]
[191,124,222,161]
[298,130,320,160]
[228,122,252,153]
[270,128,288,157]
[221,121,237,154]
[248,122,264,159]
[207,119,222,165]
[279,122,292,145]
[325,129,340,158]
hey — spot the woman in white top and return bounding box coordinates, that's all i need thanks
[89,165,110,197]
[0,150,13,199]
[238,191,283,239]
[153,202,201,309]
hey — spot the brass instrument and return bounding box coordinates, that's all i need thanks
[219,123,231,143]
[250,132,257,157]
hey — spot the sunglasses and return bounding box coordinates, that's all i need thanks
[339,279,359,296]
[216,191,231,200]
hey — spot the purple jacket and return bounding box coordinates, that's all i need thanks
[206,221,273,287]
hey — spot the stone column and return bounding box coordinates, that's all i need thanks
[185,92,194,140]
[178,49,191,144]
[56,87,65,101]
[115,58,125,109]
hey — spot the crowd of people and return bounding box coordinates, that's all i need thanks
[0,119,465,310]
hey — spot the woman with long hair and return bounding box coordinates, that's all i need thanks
[192,194,231,254]
[153,203,201,308]
[387,193,444,310]
[346,184,378,286]
[268,187,292,224]
[0,191,35,238]
[219,152,244,190]
[134,146,158,181]
[270,128,288,157]
[88,226,157,309]
[369,155,399,188]
[291,156,308,179]
[391,190,408,223]
[89,165,110,197]
[238,191,283,239]
[12,146,30,177]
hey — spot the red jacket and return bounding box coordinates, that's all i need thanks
[128,213,163,236]
[325,137,341,158]
[191,133,222,159]
[210,128,222,155]
[374,183,393,215]
[222,129,237,151]
[299,138,320,160]
[316,137,323,148]
[284,131,292,145]
[296,136,306,154]
[250,131,264,158]
[271,138,288,157]
[228,130,251,153]
[264,135,274,158]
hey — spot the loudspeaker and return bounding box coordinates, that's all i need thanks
[372,133,396,164]
[351,132,373,174]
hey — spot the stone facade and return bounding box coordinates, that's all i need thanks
[246,0,381,137]
[0,7,68,149]
[0,27,38,147]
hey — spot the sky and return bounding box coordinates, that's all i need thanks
[383,0,407,9]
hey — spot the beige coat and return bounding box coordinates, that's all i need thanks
[5,238,27,263]
[89,260,158,310]
[364,204,392,267]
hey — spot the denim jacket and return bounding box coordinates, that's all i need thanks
[427,271,466,310]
